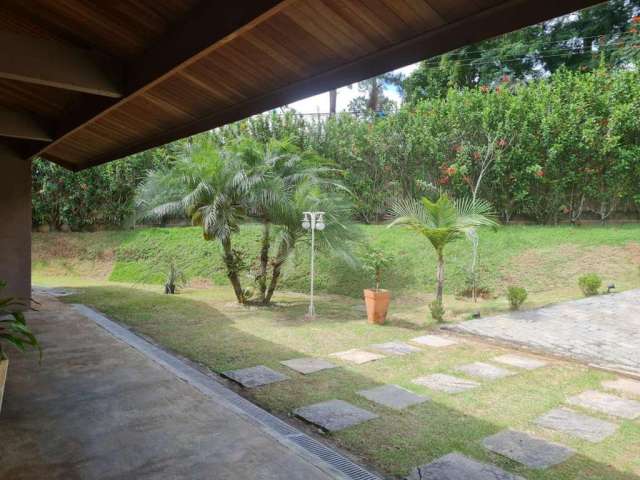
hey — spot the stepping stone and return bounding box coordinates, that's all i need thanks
[602,378,640,396]
[329,349,386,364]
[357,384,429,410]
[293,399,378,432]
[455,362,515,380]
[222,365,288,388]
[482,429,575,469]
[280,357,337,375]
[412,373,480,394]
[493,353,547,370]
[535,407,618,443]
[406,452,525,480]
[567,390,640,419]
[411,335,458,347]
[370,341,422,356]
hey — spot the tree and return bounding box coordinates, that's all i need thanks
[348,73,402,114]
[389,195,497,310]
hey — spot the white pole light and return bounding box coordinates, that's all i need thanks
[302,211,325,318]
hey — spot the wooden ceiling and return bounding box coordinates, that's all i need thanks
[0,0,604,170]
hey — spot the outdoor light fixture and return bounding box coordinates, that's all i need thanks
[608,283,616,294]
[302,211,325,318]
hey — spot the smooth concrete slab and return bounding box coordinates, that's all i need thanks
[455,362,515,380]
[493,353,547,370]
[294,399,378,432]
[330,349,386,364]
[0,295,342,480]
[410,335,458,347]
[280,358,338,375]
[602,377,640,396]
[222,365,289,388]
[406,452,525,480]
[483,429,575,469]
[567,390,640,419]
[412,374,480,394]
[357,385,429,410]
[370,341,422,356]
[535,407,618,442]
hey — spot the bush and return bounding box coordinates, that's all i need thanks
[578,273,602,296]
[429,300,445,323]
[507,286,527,310]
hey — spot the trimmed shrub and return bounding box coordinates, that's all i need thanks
[507,286,528,310]
[578,273,602,296]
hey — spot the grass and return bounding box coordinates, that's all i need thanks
[32,276,640,480]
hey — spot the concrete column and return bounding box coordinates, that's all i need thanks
[0,146,31,305]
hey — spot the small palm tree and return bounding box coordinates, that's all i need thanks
[389,195,498,311]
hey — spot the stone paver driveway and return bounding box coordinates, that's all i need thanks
[451,289,640,375]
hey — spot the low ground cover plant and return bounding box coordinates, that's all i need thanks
[578,273,602,296]
[507,286,528,310]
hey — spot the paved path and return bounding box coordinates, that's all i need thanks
[451,289,640,376]
[0,295,359,480]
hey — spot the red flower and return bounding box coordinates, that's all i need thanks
[437,176,450,185]
[495,86,502,93]
[446,166,457,176]
[480,85,489,93]
[632,16,640,24]
[498,138,508,148]
[501,74,511,83]
[536,169,545,177]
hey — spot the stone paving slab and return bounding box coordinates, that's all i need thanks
[329,349,386,364]
[357,385,429,410]
[222,365,289,388]
[280,357,338,375]
[483,429,575,469]
[535,407,618,443]
[293,399,378,432]
[370,341,422,356]
[602,377,640,396]
[493,354,547,370]
[455,362,515,380]
[406,452,525,480]
[410,335,459,347]
[450,289,640,376]
[412,373,480,393]
[567,390,640,419]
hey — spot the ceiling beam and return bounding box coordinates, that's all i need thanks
[0,108,52,142]
[34,0,290,164]
[0,30,122,97]
[74,0,605,169]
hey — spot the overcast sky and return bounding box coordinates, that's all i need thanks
[286,63,419,114]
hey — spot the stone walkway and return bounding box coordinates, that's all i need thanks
[450,289,640,375]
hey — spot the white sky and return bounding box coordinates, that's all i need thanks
[285,63,419,114]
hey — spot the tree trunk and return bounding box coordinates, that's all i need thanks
[265,241,290,304]
[221,237,245,304]
[256,221,270,304]
[435,249,445,305]
[329,89,337,115]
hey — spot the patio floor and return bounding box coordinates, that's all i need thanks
[451,289,640,376]
[0,294,350,480]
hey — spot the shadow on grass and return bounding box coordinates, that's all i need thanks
[40,285,640,480]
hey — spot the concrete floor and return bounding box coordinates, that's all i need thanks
[0,295,342,480]
[452,289,640,376]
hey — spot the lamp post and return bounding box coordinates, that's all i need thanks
[302,211,325,318]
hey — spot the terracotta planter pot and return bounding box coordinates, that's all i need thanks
[364,289,391,325]
[0,358,7,414]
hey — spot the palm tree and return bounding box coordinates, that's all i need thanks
[137,137,251,304]
[389,195,498,309]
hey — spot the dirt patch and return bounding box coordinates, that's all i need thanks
[187,277,213,289]
[502,243,640,293]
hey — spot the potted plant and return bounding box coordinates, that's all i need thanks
[362,247,393,325]
[0,281,40,413]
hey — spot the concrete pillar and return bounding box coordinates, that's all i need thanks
[0,146,31,305]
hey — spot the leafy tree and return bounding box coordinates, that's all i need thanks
[389,195,498,310]
[348,73,402,114]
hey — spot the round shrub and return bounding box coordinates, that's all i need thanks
[429,300,445,323]
[507,286,528,310]
[578,273,602,296]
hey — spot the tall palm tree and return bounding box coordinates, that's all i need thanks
[137,137,251,304]
[389,195,498,309]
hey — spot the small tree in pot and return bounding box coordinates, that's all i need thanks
[361,247,393,325]
[0,281,40,413]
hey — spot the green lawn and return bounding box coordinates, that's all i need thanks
[33,276,640,480]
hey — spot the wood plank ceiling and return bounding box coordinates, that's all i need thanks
[0,0,604,170]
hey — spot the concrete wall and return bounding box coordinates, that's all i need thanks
[0,146,31,305]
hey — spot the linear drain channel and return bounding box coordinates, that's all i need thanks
[75,303,382,480]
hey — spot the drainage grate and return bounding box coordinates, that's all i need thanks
[75,303,382,480]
